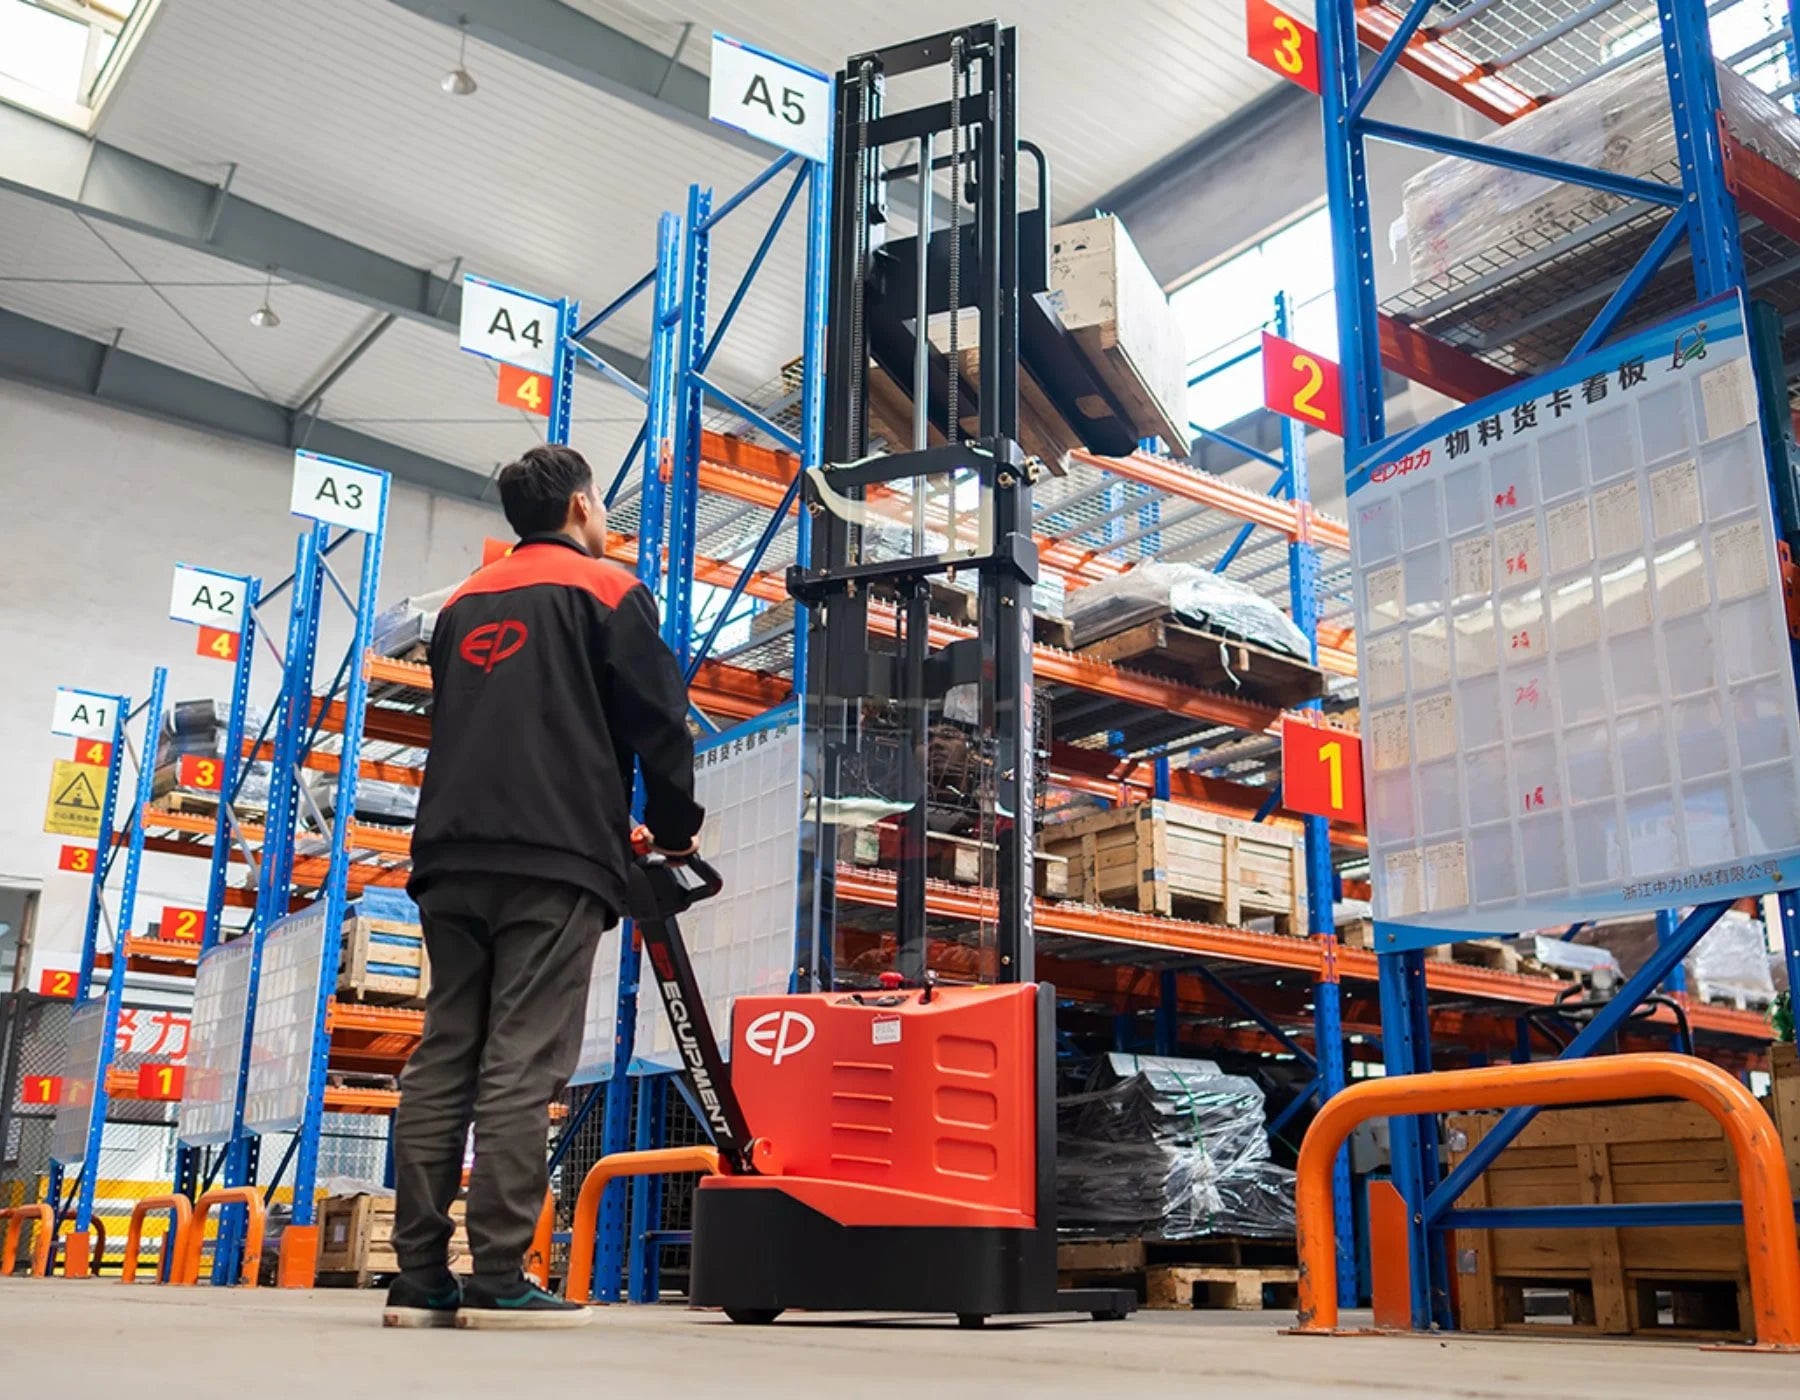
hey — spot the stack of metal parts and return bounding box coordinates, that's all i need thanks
[151,696,270,809]
[1056,1052,1297,1240]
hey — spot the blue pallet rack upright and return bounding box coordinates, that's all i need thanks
[1314,0,1800,1329]
[46,667,168,1276]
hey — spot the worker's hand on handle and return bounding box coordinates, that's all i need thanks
[626,826,722,923]
[630,824,698,863]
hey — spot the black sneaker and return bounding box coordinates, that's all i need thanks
[382,1268,462,1328]
[456,1272,591,1330]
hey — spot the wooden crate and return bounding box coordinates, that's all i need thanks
[846,827,1070,899]
[316,1193,468,1285]
[1447,1101,1800,1340]
[1040,801,1303,928]
[1078,617,1327,711]
[338,916,430,1006]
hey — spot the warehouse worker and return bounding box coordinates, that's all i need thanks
[385,444,703,1330]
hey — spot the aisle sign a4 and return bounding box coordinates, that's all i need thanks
[708,34,832,163]
[1282,718,1365,825]
[292,450,386,534]
[459,275,559,376]
[1245,0,1320,94]
[51,687,119,740]
[168,564,246,632]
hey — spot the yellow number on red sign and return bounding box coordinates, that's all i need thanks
[1319,739,1344,812]
[1290,353,1328,423]
[1271,14,1306,74]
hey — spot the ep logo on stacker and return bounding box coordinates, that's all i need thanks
[744,1009,815,1065]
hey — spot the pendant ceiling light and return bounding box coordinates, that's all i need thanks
[249,268,281,328]
[441,19,478,95]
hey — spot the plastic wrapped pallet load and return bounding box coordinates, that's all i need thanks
[1065,560,1312,659]
[1400,53,1800,285]
[1056,1052,1296,1240]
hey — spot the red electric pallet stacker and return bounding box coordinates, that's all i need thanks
[608,21,1135,1328]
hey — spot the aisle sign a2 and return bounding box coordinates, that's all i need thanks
[708,34,832,163]
[197,626,240,662]
[1263,332,1345,437]
[291,450,386,534]
[177,754,223,792]
[459,275,560,376]
[51,688,119,740]
[168,564,245,632]
[1245,0,1320,94]
[1282,718,1365,825]
[497,363,551,418]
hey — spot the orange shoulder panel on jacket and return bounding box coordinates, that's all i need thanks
[448,542,639,609]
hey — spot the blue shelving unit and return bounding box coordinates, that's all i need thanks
[1314,0,1800,1328]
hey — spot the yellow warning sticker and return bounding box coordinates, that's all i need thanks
[44,759,108,839]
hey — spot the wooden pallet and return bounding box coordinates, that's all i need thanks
[1076,617,1326,711]
[338,916,430,1006]
[1337,923,1559,977]
[1058,1234,1296,1275]
[1041,800,1303,928]
[153,790,268,820]
[1146,1265,1300,1311]
[1447,1101,1800,1340]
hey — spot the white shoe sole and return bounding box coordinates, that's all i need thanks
[455,1306,593,1331]
[383,1307,458,1329]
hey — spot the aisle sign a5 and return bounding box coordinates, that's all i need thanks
[292,450,386,534]
[708,34,832,164]
[459,275,560,376]
[1263,332,1345,437]
[497,362,552,418]
[51,687,119,740]
[168,564,245,632]
[1245,0,1320,94]
[1282,717,1365,825]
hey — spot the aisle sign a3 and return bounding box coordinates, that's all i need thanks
[51,688,119,740]
[459,275,560,376]
[1263,332,1344,437]
[1282,718,1365,825]
[497,362,551,418]
[168,564,245,632]
[1245,0,1320,94]
[291,450,386,534]
[708,34,832,163]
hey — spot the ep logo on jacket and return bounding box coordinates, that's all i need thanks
[460,619,529,671]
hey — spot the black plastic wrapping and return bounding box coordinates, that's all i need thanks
[1056,1052,1296,1239]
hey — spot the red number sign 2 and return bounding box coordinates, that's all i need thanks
[1263,332,1345,437]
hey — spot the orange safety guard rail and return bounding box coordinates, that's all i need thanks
[0,1205,53,1278]
[58,1216,106,1278]
[119,1194,194,1285]
[181,1187,265,1288]
[565,1147,721,1304]
[526,1189,555,1289]
[1293,1054,1800,1345]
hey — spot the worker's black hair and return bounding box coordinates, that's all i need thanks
[497,444,596,537]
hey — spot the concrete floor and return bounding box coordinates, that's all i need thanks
[2,1279,1796,1398]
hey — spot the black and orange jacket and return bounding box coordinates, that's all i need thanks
[408,534,703,915]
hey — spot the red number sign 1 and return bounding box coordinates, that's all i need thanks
[1263,332,1345,437]
[177,753,223,792]
[160,905,205,943]
[74,739,113,767]
[1245,0,1321,93]
[136,1063,185,1102]
[497,363,552,418]
[1281,717,1366,825]
[38,968,78,999]
[57,844,97,874]
[21,1075,62,1106]
[197,626,241,662]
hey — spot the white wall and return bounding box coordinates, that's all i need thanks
[0,379,509,976]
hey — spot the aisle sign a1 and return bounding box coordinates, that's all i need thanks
[1263,332,1344,437]
[708,34,832,163]
[51,688,119,740]
[291,450,386,534]
[168,564,245,632]
[497,362,551,418]
[1348,294,1800,946]
[1282,718,1365,825]
[1245,0,1320,94]
[73,738,111,766]
[459,275,559,376]
[57,844,96,874]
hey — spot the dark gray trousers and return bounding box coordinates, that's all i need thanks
[391,873,607,1276]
